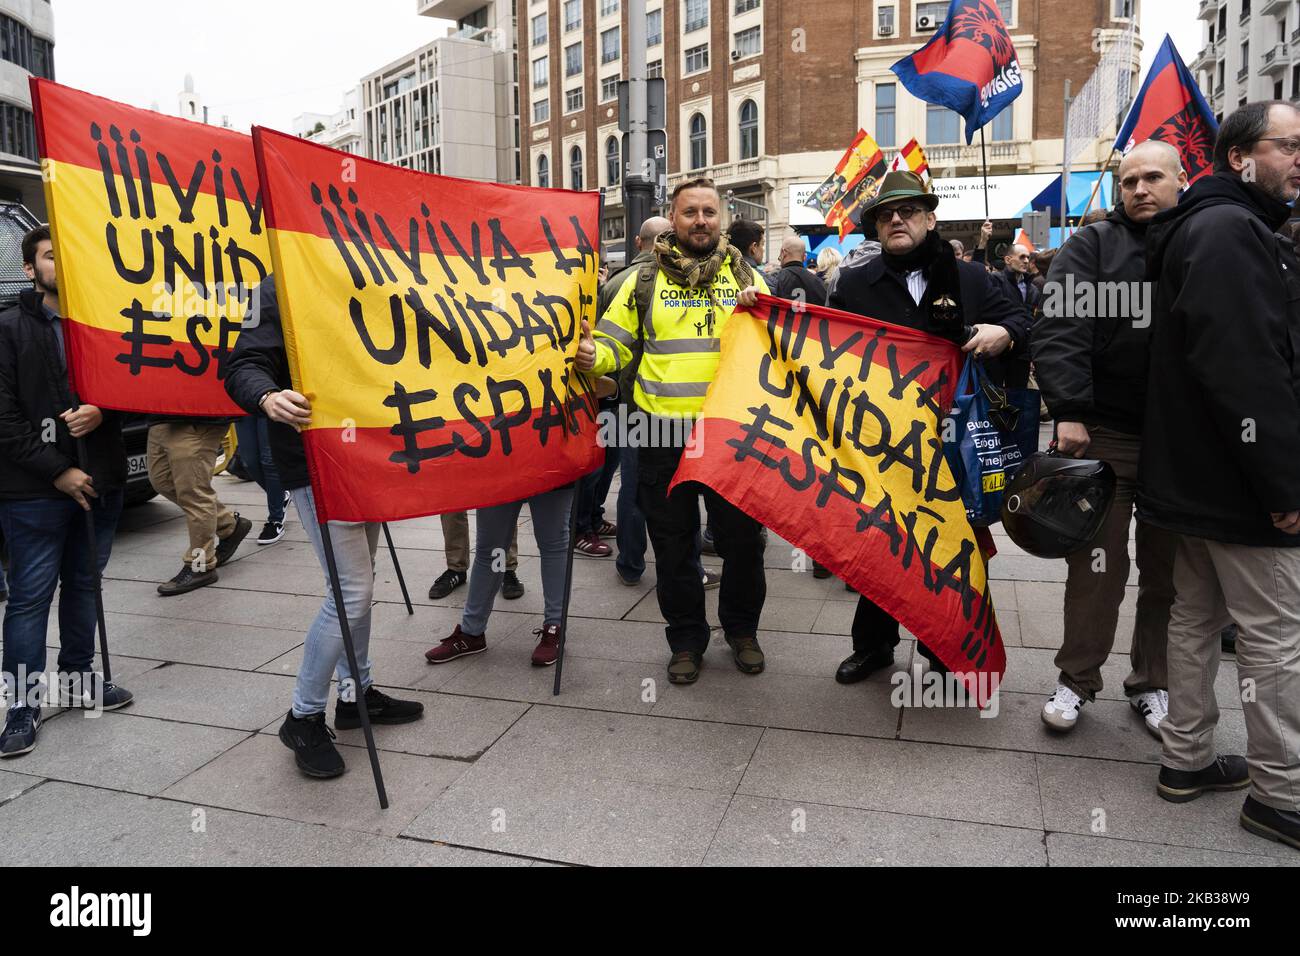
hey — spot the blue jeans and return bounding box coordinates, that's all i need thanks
[235,416,285,523]
[616,446,704,583]
[291,487,375,717]
[575,446,620,535]
[463,484,574,635]
[0,491,123,703]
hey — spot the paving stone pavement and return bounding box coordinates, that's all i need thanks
[1,474,1294,867]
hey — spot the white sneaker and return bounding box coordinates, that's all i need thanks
[1042,683,1084,732]
[1130,689,1168,739]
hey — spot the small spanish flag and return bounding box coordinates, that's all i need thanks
[889,138,931,181]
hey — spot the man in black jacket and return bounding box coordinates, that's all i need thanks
[744,171,1029,683]
[1031,139,1186,739]
[767,235,828,307]
[225,276,423,780]
[0,227,133,758]
[1142,101,1300,850]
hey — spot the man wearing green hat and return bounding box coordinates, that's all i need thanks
[740,169,1029,684]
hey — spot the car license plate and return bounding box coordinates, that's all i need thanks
[127,454,147,477]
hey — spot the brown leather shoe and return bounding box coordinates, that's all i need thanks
[425,625,486,664]
[667,651,702,684]
[725,634,765,674]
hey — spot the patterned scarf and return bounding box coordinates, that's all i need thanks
[652,230,754,304]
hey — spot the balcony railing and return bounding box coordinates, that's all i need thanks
[1197,0,1218,20]
[1237,66,1250,82]
[667,157,773,189]
[1261,42,1288,75]
[926,140,1026,166]
[1261,0,1289,15]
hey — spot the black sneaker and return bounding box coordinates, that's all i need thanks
[334,686,425,730]
[1221,622,1238,655]
[57,672,133,711]
[157,565,219,596]
[1240,794,1300,851]
[278,710,345,778]
[1157,754,1250,803]
[427,568,467,600]
[501,569,525,600]
[215,514,253,566]
[257,520,285,545]
[0,705,40,758]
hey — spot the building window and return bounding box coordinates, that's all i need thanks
[0,15,37,74]
[601,27,620,64]
[1292,64,1300,97]
[991,103,1013,141]
[685,0,709,33]
[566,42,583,77]
[1111,0,1132,18]
[564,0,582,32]
[736,0,761,11]
[734,26,761,58]
[647,9,663,46]
[31,37,53,80]
[685,43,709,74]
[997,0,1013,22]
[878,4,896,36]
[570,146,584,190]
[607,136,621,184]
[916,1,947,29]
[532,56,549,89]
[537,154,550,188]
[690,112,707,169]
[926,103,961,144]
[601,75,619,102]
[601,0,620,15]
[531,12,547,46]
[533,98,550,123]
[739,100,759,159]
[0,101,36,161]
[876,82,896,147]
[647,59,664,78]
[1276,78,1285,100]
[566,87,584,112]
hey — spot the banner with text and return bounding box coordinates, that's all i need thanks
[32,79,267,416]
[252,126,603,523]
[672,295,1005,700]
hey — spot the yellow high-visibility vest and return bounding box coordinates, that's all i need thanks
[592,257,768,419]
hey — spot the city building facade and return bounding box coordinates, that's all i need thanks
[1192,0,1300,122]
[294,86,364,155]
[517,0,1141,256]
[0,0,53,216]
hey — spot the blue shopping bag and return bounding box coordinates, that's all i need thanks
[942,356,1041,527]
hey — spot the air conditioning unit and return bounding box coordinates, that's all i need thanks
[917,14,935,30]
[730,49,741,60]
[880,24,894,36]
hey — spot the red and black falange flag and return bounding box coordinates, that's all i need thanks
[890,0,1023,144]
[1114,34,1217,184]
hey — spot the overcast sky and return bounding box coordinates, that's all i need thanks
[52,0,1201,134]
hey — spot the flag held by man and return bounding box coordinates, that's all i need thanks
[672,294,1006,701]
[891,0,1024,145]
[1114,34,1218,184]
[32,79,267,416]
[251,126,603,523]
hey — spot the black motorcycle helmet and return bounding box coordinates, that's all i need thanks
[1001,447,1117,559]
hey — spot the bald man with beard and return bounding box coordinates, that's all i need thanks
[1030,138,1188,738]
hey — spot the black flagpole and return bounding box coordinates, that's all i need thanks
[979,126,990,221]
[75,434,113,687]
[319,520,388,808]
[380,522,413,615]
[554,187,606,696]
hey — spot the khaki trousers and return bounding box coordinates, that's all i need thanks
[1162,535,1300,811]
[1057,426,1178,698]
[441,510,517,573]
[147,423,236,568]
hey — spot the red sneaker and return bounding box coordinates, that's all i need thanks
[573,532,612,557]
[596,520,618,538]
[531,624,562,667]
[425,625,486,664]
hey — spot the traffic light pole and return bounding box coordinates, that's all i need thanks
[624,0,652,260]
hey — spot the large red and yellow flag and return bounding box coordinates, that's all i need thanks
[252,126,603,523]
[32,79,266,416]
[672,295,1005,700]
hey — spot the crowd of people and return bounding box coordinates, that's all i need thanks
[1,100,1297,852]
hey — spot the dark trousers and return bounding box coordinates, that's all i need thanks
[616,444,704,583]
[0,491,123,701]
[851,594,945,672]
[576,445,620,535]
[234,415,285,524]
[638,443,765,653]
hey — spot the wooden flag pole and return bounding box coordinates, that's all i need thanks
[380,523,414,615]
[75,434,114,687]
[319,520,389,808]
[979,127,990,220]
[1078,148,1118,222]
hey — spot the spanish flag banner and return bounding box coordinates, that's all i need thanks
[32,79,267,416]
[672,295,1005,701]
[251,126,603,523]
